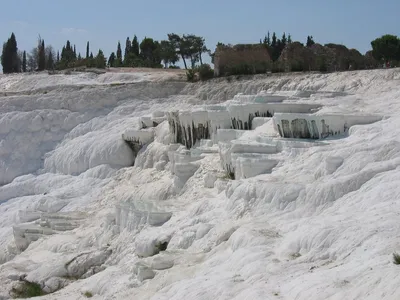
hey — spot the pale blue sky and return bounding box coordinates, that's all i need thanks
[1,0,399,64]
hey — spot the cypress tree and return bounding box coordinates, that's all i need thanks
[87,51,94,67]
[131,35,140,56]
[57,51,60,63]
[124,37,131,63]
[60,40,77,68]
[22,50,27,72]
[86,41,89,59]
[1,42,8,73]
[116,42,123,66]
[306,36,315,47]
[270,32,281,61]
[271,32,277,49]
[10,33,19,72]
[47,50,54,70]
[66,41,71,52]
[38,40,46,71]
[1,33,20,73]
[108,52,116,67]
[281,33,287,47]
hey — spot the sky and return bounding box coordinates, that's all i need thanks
[1,0,399,66]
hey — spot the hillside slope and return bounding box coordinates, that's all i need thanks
[0,69,399,300]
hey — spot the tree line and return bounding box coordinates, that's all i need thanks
[1,31,400,75]
[1,33,210,74]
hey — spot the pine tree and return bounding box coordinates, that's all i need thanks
[86,42,89,59]
[57,51,60,63]
[288,34,292,44]
[116,42,123,66]
[131,35,140,56]
[22,50,27,72]
[73,45,76,58]
[266,31,271,46]
[140,37,160,67]
[371,35,400,64]
[78,53,82,60]
[159,40,179,68]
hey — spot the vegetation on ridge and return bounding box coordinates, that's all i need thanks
[1,30,399,79]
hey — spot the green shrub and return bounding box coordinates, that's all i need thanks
[229,63,252,75]
[319,63,328,72]
[186,69,196,82]
[268,61,283,73]
[155,241,168,254]
[316,56,328,72]
[198,64,214,81]
[225,165,235,180]
[11,281,46,298]
[291,60,305,72]
[393,253,400,265]
[253,61,270,74]
[84,291,93,298]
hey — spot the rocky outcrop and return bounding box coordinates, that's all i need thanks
[279,42,316,72]
[213,44,272,76]
[279,42,377,72]
[365,50,380,68]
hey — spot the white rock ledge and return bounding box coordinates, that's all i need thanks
[273,113,382,139]
[115,200,172,232]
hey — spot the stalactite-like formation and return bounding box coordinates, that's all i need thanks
[168,112,211,149]
[122,129,155,165]
[230,110,272,130]
[124,139,145,165]
[274,114,382,140]
[166,102,322,149]
[167,111,184,145]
